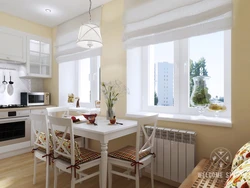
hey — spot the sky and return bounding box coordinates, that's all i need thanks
[151,31,225,99]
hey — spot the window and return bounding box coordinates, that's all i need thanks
[189,32,225,104]
[127,30,231,118]
[77,56,100,107]
[77,56,100,108]
[78,58,91,103]
[142,42,177,112]
[59,56,100,108]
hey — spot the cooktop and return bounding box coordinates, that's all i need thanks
[0,104,27,109]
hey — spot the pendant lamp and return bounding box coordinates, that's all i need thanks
[77,0,102,49]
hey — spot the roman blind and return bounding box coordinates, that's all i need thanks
[56,7,102,63]
[124,0,232,49]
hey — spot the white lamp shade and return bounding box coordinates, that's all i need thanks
[77,23,103,49]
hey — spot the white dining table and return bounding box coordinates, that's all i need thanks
[73,117,138,188]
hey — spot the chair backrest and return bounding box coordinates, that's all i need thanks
[30,113,50,153]
[46,106,69,117]
[135,114,158,162]
[47,115,75,164]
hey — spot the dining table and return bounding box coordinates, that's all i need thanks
[73,116,138,188]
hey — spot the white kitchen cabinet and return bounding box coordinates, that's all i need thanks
[19,35,52,78]
[0,27,26,63]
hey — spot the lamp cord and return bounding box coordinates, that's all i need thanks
[89,0,92,22]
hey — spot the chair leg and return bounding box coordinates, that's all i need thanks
[71,171,75,188]
[135,165,140,188]
[126,168,131,180]
[33,155,37,184]
[151,158,155,188]
[79,173,82,184]
[54,165,58,188]
[108,162,112,188]
[99,164,102,188]
[46,158,50,188]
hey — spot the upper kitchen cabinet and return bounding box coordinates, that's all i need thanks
[19,35,52,78]
[0,27,27,63]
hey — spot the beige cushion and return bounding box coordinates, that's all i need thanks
[108,145,151,162]
[231,141,250,172]
[34,132,53,150]
[225,159,250,188]
[56,136,82,162]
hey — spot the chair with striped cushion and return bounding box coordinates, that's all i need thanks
[47,115,101,188]
[108,114,159,188]
[30,113,52,188]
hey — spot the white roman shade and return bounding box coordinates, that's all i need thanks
[124,0,232,49]
[56,7,102,63]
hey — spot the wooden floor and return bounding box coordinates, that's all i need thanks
[0,152,174,188]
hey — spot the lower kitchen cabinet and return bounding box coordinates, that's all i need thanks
[30,109,47,115]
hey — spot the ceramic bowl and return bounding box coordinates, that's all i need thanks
[82,113,97,124]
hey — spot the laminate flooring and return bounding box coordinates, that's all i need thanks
[0,152,175,188]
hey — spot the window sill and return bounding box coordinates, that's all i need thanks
[126,112,232,128]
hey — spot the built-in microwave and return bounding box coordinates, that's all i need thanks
[20,92,50,106]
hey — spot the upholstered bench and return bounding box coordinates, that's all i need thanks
[179,159,231,188]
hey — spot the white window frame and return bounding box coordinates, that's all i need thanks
[141,42,180,114]
[75,56,100,108]
[137,30,231,118]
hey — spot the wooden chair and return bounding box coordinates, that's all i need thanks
[108,114,159,188]
[46,106,70,118]
[30,113,52,188]
[47,115,101,188]
[46,106,84,147]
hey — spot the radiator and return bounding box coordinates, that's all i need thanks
[144,126,196,183]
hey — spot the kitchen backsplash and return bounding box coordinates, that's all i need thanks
[0,63,44,105]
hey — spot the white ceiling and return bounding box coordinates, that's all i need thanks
[0,0,112,27]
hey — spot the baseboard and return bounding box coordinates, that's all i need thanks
[0,146,32,160]
[142,171,181,188]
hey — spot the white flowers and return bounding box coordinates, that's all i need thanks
[101,80,128,109]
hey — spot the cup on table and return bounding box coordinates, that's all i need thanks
[110,118,116,125]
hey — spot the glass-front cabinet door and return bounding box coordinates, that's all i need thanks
[20,36,52,78]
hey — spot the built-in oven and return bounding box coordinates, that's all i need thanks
[0,110,30,155]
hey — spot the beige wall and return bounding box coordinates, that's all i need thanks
[100,0,127,118]
[124,0,152,9]
[96,0,250,163]
[44,28,58,105]
[0,12,52,38]
[89,0,136,151]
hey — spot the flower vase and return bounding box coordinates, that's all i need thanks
[190,75,211,115]
[106,107,114,120]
